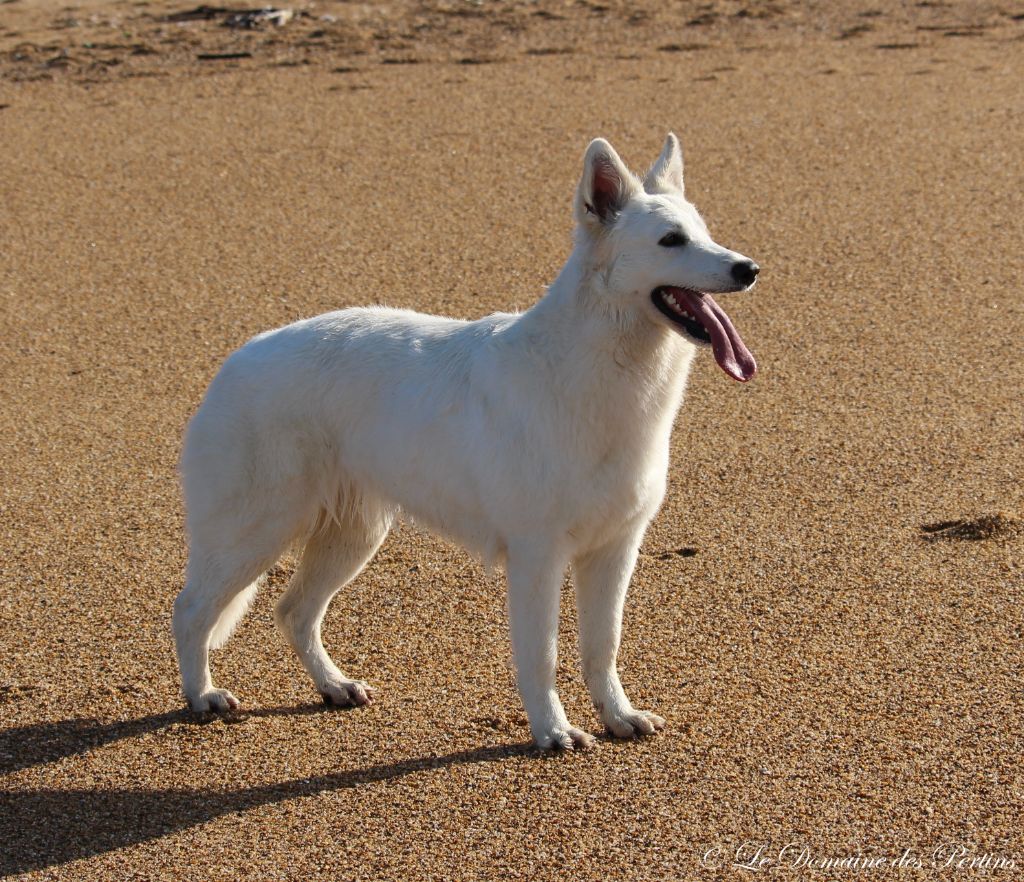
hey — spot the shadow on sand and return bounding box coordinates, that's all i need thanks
[0,706,535,875]
[0,703,336,776]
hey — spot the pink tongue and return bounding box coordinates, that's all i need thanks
[671,288,757,382]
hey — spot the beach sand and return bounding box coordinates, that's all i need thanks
[1,0,1022,878]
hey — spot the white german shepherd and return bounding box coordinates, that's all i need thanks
[173,134,758,749]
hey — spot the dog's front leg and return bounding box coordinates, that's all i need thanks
[574,528,666,739]
[506,545,595,750]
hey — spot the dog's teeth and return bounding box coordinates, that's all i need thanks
[662,291,699,322]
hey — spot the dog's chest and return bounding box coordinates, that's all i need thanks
[557,419,672,550]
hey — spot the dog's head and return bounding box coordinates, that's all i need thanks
[574,134,758,382]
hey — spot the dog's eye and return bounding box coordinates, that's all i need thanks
[658,231,688,247]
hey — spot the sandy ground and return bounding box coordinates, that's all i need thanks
[1,0,1023,879]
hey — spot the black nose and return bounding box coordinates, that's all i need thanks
[731,260,760,287]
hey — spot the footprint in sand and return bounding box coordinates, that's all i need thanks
[920,513,1022,542]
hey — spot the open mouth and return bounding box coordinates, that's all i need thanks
[652,286,757,382]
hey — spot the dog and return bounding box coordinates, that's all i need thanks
[172,134,758,749]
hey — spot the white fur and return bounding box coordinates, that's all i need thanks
[172,134,757,748]
[208,579,260,650]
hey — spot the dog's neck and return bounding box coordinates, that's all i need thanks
[510,241,696,425]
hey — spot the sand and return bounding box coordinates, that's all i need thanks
[1,0,1022,878]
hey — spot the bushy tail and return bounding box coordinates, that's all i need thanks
[209,577,263,650]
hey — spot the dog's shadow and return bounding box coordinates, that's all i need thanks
[0,703,325,776]
[0,706,535,875]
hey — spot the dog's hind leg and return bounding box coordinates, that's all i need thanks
[173,541,285,712]
[573,526,666,739]
[275,505,392,707]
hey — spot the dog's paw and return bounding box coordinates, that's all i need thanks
[534,725,596,751]
[320,678,375,708]
[188,688,240,713]
[603,708,666,739]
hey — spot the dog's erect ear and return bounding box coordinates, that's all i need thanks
[643,132,684,195]
[575,138,640,228]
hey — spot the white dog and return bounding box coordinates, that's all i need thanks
[173,134,758,749]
